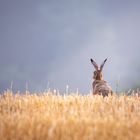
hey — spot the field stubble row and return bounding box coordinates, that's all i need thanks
[0,91,140,140]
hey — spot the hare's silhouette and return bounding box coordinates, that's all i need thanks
[90,58,113,97]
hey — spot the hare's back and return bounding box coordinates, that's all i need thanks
[93,80,112,96]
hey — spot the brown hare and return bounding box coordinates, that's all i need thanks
[90,58,113,97]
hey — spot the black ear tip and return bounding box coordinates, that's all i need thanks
[90,59,93,62]
[104,58,107,62]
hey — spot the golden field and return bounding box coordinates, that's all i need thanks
[0,91,140,140]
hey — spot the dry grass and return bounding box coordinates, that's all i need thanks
[0,91,140,140]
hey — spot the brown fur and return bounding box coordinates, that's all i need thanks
[91,59,113,97]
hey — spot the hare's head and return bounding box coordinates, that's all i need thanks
[90,58,107,80]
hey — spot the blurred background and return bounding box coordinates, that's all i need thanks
[0,0,140,94]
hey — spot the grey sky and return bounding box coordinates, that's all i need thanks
[0,0,140,94]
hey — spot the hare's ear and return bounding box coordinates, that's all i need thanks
[90,59,98,70]
[100,58,107,71]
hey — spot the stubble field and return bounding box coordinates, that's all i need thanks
[0,91,140,140]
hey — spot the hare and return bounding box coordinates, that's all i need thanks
[90,58,113,97]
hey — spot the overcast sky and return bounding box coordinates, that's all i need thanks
[0,0,140,94]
